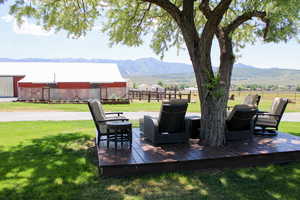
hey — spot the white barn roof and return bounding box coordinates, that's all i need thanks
[0,62,125,83]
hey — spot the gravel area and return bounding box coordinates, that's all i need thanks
[0,97,17,102]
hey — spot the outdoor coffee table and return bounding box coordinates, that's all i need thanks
[106,121,132,149]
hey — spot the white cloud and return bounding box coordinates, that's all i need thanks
[1,15,14,23]
[92,25,101,31]
[13,19,54,36]
[1,15,54,36]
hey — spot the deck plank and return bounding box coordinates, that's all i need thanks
[97,129,300,176]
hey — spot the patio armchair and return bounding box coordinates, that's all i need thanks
[244,94,261,106]
[88,99,128,146]
[144,100,188,145]
[139,99,189,134]
[226,104,258,141]
[228,94,261,111]
[254,97,289,136]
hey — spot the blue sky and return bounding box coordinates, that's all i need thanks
[0,3,299,69]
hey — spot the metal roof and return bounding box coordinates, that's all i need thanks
[0,62,126,83]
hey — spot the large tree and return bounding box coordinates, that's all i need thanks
[8,0,300,146]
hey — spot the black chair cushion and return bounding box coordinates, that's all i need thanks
[226,105,257,131]
[158,103,188,133]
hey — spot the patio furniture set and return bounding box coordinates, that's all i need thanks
[88,95,289,149]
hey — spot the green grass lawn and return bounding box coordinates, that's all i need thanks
[1,120,300,200]
[0,98,299,113]
[1,91,300,112]
[0,101,199,112]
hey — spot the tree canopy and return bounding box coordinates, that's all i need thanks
[8,0,300,58]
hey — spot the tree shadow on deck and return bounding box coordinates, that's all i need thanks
[1,131,300,200]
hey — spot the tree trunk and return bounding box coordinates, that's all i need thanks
[198,29,234,146]
[177,4,234,147]
[188,35,233,146]
[199,86,230,146]
[189,53,231,146]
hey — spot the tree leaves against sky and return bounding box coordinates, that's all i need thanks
[7,0,300,57]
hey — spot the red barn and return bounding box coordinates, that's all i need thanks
[0,62,127,101]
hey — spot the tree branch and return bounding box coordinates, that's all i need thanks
[183,0,194,22]
[143,0,182,24]
[181,0,199,42]
[199,0,211,19]
[215,27,234,87]
[211,0,232,24]
[225,11,270,39]
[129,2,141,21]
[136,3,152,29]
[200,0,232,42]
[200,0,233,52]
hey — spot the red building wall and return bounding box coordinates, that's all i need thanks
[18,83,48,88]
[18,82,127,100]
[57,82,91,89]
[99,82,126,88]
[13,76,25,97]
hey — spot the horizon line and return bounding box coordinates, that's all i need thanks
[0,57,298,70]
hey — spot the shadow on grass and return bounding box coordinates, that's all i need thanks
[83,163,300,200]
[1,132,300,200]
[0,133,103,200]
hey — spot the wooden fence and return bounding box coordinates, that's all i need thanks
[129,88,192,103]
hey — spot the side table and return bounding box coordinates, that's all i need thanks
[106,121,132,149]
[185,116,201,139]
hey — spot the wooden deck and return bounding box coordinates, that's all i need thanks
[97,129,300,176]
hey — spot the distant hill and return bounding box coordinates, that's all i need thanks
[0,57,192,76]
[231,63,300,85]
[0,57,299,85]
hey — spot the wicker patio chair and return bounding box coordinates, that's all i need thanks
[254,97,289,136]
[143,100,188,145]
[226,104,258,141]
[88,99,128,146]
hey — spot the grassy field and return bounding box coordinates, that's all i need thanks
[1,120,300,200]
[0,91,299,113]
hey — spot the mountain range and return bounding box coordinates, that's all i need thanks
[0,57,192,76]
[0,57,299,86]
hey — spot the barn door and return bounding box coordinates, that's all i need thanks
[0,77,14,97]
[42,87,50,101]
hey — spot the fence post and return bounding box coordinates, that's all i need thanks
[47,88,51,102]
[174,88,177,99]
[188,91,191,103]
[139,91,141,101]
[148,91,151,102]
